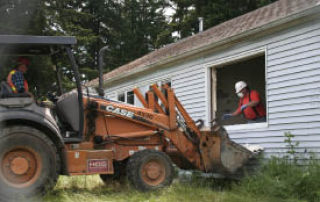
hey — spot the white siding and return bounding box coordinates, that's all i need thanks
[104,16,320,158]
[226,17,320,157]
[105,91,117,100]
[172,65,206,119]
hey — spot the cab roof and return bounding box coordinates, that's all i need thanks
[0,35,77,55]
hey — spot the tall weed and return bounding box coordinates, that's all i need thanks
[234,133,320,202]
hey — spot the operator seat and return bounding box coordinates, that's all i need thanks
[56,90,80,132]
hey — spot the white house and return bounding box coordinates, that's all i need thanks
[88,0,320,159]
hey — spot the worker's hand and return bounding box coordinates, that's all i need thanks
[222,113,232,120]
[11,86,17,93]
[241,104,248,111]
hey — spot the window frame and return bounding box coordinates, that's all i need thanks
[117,92,125,102]
[126,91,134,105]
[204,48,269,130]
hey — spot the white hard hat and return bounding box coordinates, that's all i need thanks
[235,81,247,93]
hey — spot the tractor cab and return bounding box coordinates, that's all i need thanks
[0,35,86,142]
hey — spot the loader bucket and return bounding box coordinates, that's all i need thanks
[199,125,254,174]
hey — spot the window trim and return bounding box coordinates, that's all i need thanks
[204,47,269,130]
[225,122,268,131]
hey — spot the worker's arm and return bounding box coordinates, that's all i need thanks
[223,91,262,120]
[239,90,261,110]
[230,105,242,116]
[222,102,241,120]
[245,100,259,107]
[24,80,29,92]
[224,96,259,119]
[7,71,17,93]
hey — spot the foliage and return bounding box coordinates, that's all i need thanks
[43,0,172,74]
[284,132,300,160]
[102,0,172,71]
[234,157,320,202]
[233,133,320,202]
[0,0,45,35]
[43,169,316,202]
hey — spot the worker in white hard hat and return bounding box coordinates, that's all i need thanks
[223,81,266,123]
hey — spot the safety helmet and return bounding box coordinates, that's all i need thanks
[235,81,247,93]
[17,57,30,66]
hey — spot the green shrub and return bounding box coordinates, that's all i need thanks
[233,133,320,202]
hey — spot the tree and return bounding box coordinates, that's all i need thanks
[44,0,172,75]
[0,0,45,35]
[0,0,57,97]
[102,0,172,71]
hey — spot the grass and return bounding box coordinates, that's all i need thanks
[43,156,320,202]
[42,134,320,202]
[43,175,274,202]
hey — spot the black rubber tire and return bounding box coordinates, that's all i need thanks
[0,126,59,200]
[100,161,127,184]
[126,150,174,191]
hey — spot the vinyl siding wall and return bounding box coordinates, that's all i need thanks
[227,17,320,158]
[104,16,320,158]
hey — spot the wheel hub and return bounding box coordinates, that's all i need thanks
[141,160,165,186]
[1,148,41,187]
[145,162,161,180]
[10,157,29,175]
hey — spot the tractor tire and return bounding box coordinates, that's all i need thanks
[126,150,174,191]
[0,126,59,200]
[100,161,127,184]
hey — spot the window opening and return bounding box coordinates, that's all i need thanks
[127,91,134,104]
[215,54,266,125]
[117,92,125,102]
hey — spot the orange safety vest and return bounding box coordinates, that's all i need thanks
[7,70,28,93]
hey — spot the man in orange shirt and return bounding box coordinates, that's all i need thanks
[223,81,266,123]
[7,57,29,94]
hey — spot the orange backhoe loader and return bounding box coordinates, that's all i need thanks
[0,35,258,200]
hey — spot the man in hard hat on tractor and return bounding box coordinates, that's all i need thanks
[7,57,29,94]
[223,81,266,123]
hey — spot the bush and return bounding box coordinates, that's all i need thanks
[233,133,320,202]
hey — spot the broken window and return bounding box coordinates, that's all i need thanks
[214,54,266,125]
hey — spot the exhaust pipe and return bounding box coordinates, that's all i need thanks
[98,46,109,97]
